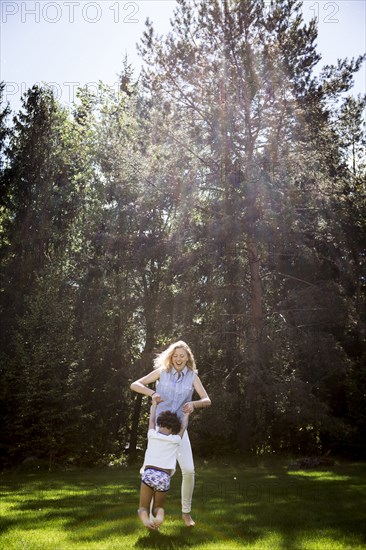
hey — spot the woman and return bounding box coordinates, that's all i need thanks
[130,340,211,527]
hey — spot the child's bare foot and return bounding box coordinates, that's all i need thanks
[153,507,164,527]
[138,507,157,530]
[182,512,195,527]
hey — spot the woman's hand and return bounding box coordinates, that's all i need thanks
[152,393,164,405]
[182,401,195,414]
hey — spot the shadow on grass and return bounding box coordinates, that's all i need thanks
[1,462,366,549]
[134,526,210,549]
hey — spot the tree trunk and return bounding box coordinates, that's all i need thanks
[128,393,143,464]
[127,299,157,463]
[239,238,263,453]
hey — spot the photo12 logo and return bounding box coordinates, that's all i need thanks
[262,0,340,23]
[1,1,140,24]
[3,81,124,105]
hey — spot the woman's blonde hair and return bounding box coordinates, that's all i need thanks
[153,340,197,373]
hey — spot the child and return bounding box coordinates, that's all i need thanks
[138,399,189,530]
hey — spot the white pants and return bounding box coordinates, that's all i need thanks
[177,431,195,513]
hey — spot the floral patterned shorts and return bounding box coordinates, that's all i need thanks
[141,468,171,492]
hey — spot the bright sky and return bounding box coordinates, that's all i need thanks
[1,0,365,113]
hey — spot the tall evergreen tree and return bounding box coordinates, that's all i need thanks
[136,0,365,454]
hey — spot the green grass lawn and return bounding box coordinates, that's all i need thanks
[1,458,365,549]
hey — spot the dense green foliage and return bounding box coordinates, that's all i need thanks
[0,0,365,467]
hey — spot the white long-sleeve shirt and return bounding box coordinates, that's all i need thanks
[140,429,182,475]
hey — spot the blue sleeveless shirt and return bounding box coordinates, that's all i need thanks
[156,366,195,421]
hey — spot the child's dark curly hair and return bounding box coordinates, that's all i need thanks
[157,410,182,434]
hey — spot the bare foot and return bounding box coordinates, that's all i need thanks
[138,508,157,530]
[153,507,164,528]
[182,512,195,527]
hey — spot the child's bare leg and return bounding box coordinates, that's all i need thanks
[138,483,156,530]
[153,507,165,526]
[152,490,166,527]
[137,507,152,528]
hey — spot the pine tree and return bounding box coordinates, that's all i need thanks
[136,0,365,454]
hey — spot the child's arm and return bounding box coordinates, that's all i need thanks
[148,400,158,430]
[178,412,189,438]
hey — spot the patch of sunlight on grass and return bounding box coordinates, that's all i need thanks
[198,540,252,550]
[287,471,351,481]
[1,528,69,550]
[242,531,283,549]
[296,532,366,550]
